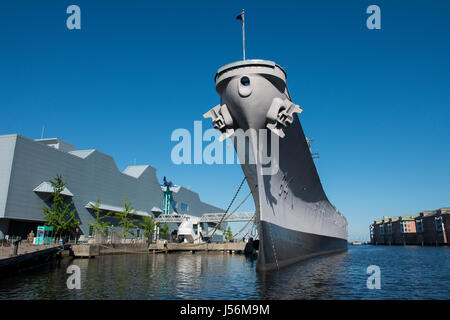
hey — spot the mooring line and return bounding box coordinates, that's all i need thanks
[207,176,247,240]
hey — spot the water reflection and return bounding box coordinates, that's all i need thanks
[257,251,348,299]
[0,246,449,299]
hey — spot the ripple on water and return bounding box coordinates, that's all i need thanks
[0,246,448,299]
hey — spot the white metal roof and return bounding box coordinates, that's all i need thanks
[85,201,150,217]
[33,181,74,197]
[69,150,95,159]
[122,165,149,178]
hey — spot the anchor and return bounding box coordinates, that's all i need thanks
[203,103,235,141]
[266,97,303,138]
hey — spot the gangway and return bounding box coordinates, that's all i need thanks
[200,212,255,223]
[155,212,255,224]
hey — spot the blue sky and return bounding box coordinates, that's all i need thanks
[1,1,449,241]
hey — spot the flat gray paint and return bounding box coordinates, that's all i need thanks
[0,134,223,238]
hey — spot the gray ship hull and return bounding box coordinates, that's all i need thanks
[240,114,348,271]
[206,59,348,271]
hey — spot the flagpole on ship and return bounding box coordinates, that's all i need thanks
[237,9,245,60]
[242,9,245,60]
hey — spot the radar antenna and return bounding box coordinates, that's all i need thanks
[306,137,320,159]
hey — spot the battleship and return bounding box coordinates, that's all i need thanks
[204,59,348,271]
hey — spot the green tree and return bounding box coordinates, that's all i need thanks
[159,222,169,237]
[42,174,80,239]
[88,199,113,236]
[141,215,157,242]
[115,196,137,237]
[225,226,234,241]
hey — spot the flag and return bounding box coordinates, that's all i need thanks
[236,9,244,21]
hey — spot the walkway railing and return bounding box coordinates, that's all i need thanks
[155,212,255,224]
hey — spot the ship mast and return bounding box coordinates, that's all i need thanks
[307,137,320,159]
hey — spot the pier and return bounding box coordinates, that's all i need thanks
[148,241,255,254]
[60,238,258,259]
[70,243,149,258]
[70,241,256,257]
[0,243,63,276]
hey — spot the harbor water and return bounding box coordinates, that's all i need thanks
[0,245,448,300]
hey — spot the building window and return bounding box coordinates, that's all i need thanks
[180,203,189,211]
[387,223,392,234]
[401,222,408,233]
[380,225,384,235]
[435,217,443,232]
[416,219,424,233]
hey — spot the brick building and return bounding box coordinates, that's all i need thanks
[415,208,449,245]
[370,208,449,246]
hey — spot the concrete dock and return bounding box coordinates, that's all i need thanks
[71,243,149,258]
[0,243,61,258]
[0,244,63,276]
[148,241,255,254]
[70,241,256,258]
